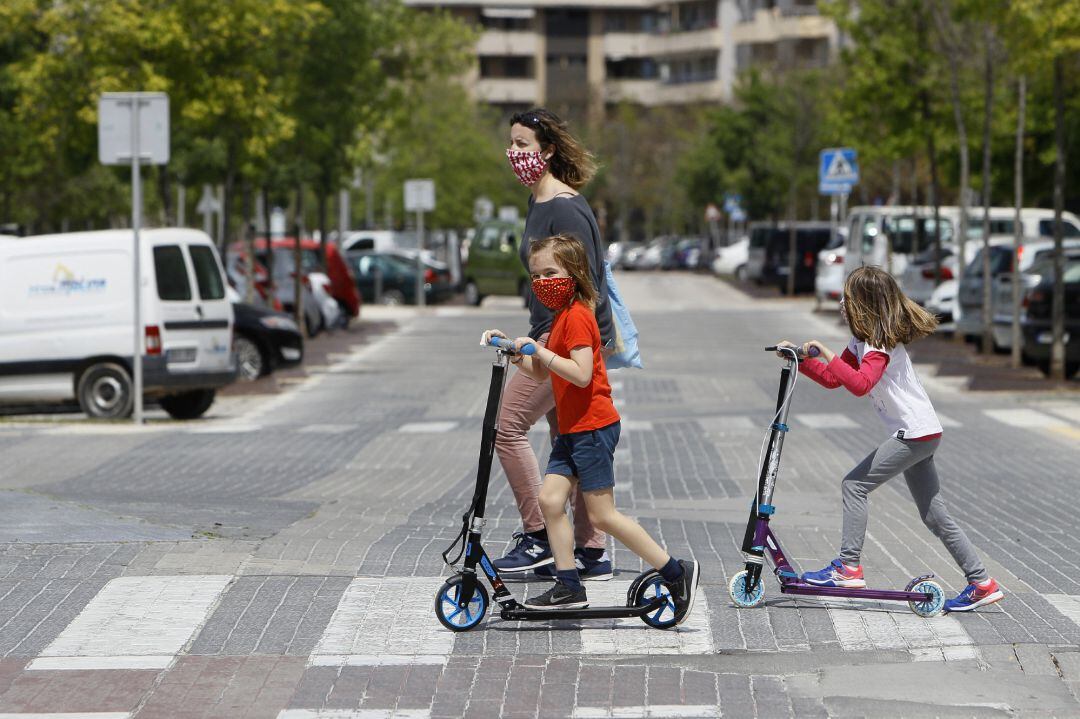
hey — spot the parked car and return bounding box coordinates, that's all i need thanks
[1019,254,1080,378]
[745,223,772,283]
[0,229,235,419]
[634,237,678,271]
[228,289,303,382]
[224,250,324,336]
[461,219,528,306]
[618,242,648,270]
[926,278,959,332]
[711,236,749,279]
[256,238,361,319]
[814,231,846,304]
[957,238,1080,345]
[761,223,832,294]
[673,237,707,270]
[347,251,455,305]
[338,230,399,254]
[900,238,1011,308]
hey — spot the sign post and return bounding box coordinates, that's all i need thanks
[99,92,169,425]
[818,147,859,266]
[404,179,435,306]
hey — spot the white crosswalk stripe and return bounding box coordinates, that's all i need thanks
[28,575,231,671]
[826,600,976,661]
[794,413,860,429]
[983,408,1071,428]
[1044,594,1080,629]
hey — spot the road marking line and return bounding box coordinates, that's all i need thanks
[696,415,755,432]
[397,421,458,433]
[31,575,230,671]
[935,413,961,428]
[27,655,172,670]
[620,419,653,432]
[826,600,975,660]
[578,581,712,656]
[309,654,448,667]
[298,424,358,434]
[279,711,431,719]
[1043,404,1080,424]
[310,578,453,666]
[0,714,131,719]
[794,413,859,429]
[983,409,1068,428]
[187,424,261,434]
[573,707,719,718]
[1045,594,1080,628]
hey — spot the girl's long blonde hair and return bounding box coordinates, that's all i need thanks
[510,109,597,189]
[843,266,938,349]
[529,233,597,310]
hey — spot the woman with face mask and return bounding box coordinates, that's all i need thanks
[492,109,616,581]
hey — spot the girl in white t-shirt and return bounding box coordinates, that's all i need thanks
[775,266,1003,613]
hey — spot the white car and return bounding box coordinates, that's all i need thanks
[926,278,959,333]
[711,237,749,279]
[308,271,343,330]
[814,231,847,305]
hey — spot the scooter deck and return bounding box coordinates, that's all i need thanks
[501,597,666,621]
[779,581,931,603]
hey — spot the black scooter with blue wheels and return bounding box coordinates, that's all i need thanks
[434,338,677,632]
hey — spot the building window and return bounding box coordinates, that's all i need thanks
[603,10,659,33]
[661,53,718,84]
[605,57,659,80]
[480,56,535,79]
[480,7,534,31]
[659,1,718,33]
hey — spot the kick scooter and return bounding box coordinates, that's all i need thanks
[434,338,677,632]
[728,344,946,618]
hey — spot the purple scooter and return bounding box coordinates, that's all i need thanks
[728,344,946,617]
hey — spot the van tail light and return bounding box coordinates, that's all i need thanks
[424,268,436,283]
[803,251,815,268]
[272,297,284,312]
[145,325,162,356]
[827,252,844,265]
[921,266,954,280]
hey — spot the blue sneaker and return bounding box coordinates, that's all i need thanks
[492,532,553,573]
[534,548,614,581]
[944,578,1003,613]
[801,559,866,588]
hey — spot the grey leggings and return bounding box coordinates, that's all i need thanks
[840,436,988,584]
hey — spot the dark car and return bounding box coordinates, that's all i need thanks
[231,302,304,381]
[1020,255,1080,378]
[762,223,833,294]
[347,251,455,305]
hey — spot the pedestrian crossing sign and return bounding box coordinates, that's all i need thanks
[819,147,858,195]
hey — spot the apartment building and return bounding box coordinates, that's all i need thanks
[404,0,839,121]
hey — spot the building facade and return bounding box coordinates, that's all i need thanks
[405,0,839,121]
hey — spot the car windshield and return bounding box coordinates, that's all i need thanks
[964,246,1012,278]
[882,215,954,254]
[912,246,954,265]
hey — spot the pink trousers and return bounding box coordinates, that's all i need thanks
[495,340,607,550]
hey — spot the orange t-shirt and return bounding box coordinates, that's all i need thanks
[547,301,620,434]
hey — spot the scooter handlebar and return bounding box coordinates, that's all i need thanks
[765,344,820,358]
[489,337,537,356]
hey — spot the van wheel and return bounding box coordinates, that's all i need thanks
[464,281,483,307]
[233,335,267,381]
[159,389,216,420]
[735,265,748,282]
[77,362,133,419]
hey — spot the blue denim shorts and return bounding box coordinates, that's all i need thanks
[545,421,621,492]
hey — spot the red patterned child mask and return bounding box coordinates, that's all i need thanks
[506,149,548,186]
[532,276,575,310]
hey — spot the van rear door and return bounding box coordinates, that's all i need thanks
[185,242,232,374]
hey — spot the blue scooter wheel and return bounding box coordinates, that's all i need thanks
[435,575,489,632]
[632,572,678,629]
[907,579,945,618]
[728,570,766,608]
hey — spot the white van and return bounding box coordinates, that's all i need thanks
[843,205,1080,282]
[0,229,236,419]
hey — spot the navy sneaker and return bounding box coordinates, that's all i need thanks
[524,582,588,610]
[492,532,553,573]
[534,548,613,581]
[944,578,1004,613]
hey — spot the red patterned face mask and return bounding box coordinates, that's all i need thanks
[532,276,575,310]
[506,149,548,186]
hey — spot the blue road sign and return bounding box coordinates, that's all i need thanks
[819,148,858,195]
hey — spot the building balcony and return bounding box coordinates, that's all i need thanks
[603,77,723,106]
[733,8,834,43]
[475,78,540,105]
[604,27,724,60]
[476,30,538,57]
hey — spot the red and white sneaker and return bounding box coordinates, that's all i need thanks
[801,559,866,588]
[944,578,1004,613]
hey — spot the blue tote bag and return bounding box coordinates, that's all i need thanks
[603,261,643,370]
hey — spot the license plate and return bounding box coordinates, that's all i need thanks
[166,347,197,363]
[281,347,301,361]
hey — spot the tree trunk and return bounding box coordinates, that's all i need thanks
[294,185,306,336]
[1050,56,1067,380]
[242,182,256,305]
[158,167,172,226]
[262,186,274,306]
[786,182,797,297]
[932,0,970,276]
[979,24,995,355]
[1011,75,1026,368]
[317,190,329,267]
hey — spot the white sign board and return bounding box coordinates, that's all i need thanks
[404,179,436,213]
[98,92,170,165]
[474,196,494,223]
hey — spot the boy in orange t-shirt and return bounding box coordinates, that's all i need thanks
[483,234,700,620]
